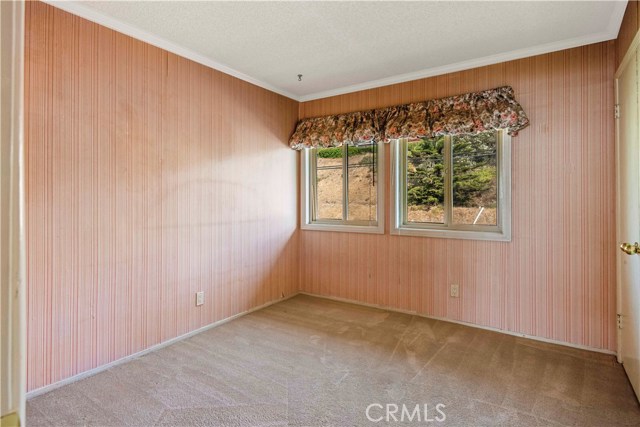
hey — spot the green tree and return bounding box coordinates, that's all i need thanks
[317,146,368,158]
[406,132,497,208]
[451,133,497,207]
[406,136,446,206]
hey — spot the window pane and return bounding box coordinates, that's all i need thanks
[406,137,446,224]
[315,148,343,220]
[316,146,344,169]
[347,144,377,221]
[452,132,498,226]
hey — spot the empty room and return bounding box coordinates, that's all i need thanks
[3,0,640,426]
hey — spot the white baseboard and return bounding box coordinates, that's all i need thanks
[26,293,298,399]
[298,292,617,356]
[27,289,616,399]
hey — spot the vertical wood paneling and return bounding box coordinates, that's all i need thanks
[299,42,617,352]
[617,0,639,69]
[25,1,299,392]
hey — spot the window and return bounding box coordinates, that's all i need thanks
[391,130,511,241]
[301,142,384,233]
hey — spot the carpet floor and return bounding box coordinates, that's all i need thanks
[27,294,640,426]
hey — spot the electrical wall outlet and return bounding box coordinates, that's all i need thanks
[450,284,460,298]
[196,291,205,306]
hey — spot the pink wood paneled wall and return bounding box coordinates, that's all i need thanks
[25,1,299,392]
[617,0,639,69]
[299,42,617,352]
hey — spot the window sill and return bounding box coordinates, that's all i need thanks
[391,226,511,242]
[301,222,384,234]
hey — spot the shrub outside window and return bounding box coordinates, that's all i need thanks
[391,130,511,241]
[301,142,384,233]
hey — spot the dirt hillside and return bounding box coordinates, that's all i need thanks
[316,153,496,225]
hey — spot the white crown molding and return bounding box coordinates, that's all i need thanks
[43,0,300,101]
[45,0,628,104]
[299,0,628,102]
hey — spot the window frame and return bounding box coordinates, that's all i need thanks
[390,130,511,241]
[301,142,385,234]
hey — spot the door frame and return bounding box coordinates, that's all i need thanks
[0,0,26,425]
[615,29,640,365]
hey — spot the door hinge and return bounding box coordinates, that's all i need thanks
[615,104,620,119]
[617,313,623,329]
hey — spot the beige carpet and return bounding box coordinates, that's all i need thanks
[27,294,640,426]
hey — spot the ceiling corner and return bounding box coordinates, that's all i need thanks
[608,0,629,40]
[43,0,301,102]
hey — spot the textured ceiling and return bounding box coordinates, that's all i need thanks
[51,1,627,101]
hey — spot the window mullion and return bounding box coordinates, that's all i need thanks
[496,130,503,229]
[445,136,453,227]
[310,149,317,222]
[343,144,348,222]
[402,139,409,226]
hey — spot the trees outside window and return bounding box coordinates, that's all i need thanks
[393,130,511,241]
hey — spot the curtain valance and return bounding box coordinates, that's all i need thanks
[289,86,529,150]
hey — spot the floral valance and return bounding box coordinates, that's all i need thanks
[289,86,529,150]
[287,109,383,149]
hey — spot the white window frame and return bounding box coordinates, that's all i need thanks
[301,142,384,234]
[390,130,511,241]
